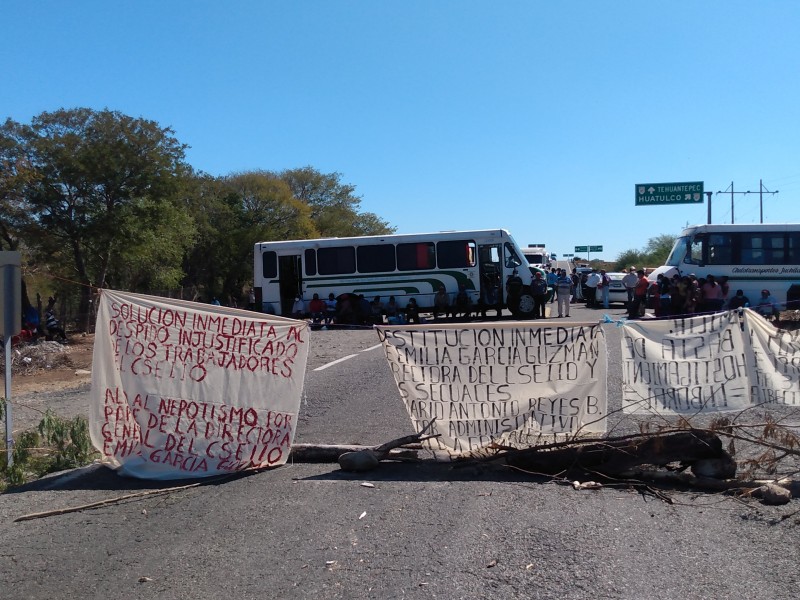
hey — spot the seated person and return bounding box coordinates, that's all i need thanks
[453,284,472,319]
[309,293,326,324]
[291,296,305,319]
[405,298,421,324]
[385,296,399,320]
[324,293,337,325]
[755,289,779,320]
[370,296,385,324]
[433,286,450,320]
[727,289,750,310]
[45,306,67,341]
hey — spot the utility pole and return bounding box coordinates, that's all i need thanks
[716,181,776,224]
[758,179,779,223]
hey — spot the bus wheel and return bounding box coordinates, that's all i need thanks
[514,290,536,318]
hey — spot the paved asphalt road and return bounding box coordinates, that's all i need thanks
[1,302,798,600]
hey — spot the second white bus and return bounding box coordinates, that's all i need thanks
[649,223,800,310]
[253,229,539,318]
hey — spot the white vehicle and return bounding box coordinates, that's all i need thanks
[522,244,549,269]
[649,223,800,309]
[254,229,539,317]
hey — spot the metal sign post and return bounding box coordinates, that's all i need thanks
[1,252,22,467]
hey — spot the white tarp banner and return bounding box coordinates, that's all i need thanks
[621,311,750,414]
[377,322,607,458]
[743,308,800,406]
[90,290,309,480]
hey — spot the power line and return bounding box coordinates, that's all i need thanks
[715,180,778,224]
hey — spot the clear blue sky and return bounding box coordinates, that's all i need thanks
[3,1,799,262]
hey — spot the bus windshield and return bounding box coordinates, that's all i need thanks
[504,242,524,268]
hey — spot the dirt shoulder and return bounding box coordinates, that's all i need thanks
[1,334,94,397]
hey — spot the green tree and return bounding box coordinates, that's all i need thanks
[279,166,394,237]
[9,108,193,330]
[643,234,677,266]
[0,119,38,251]
[614,234,677,272]
[182,171,317,303]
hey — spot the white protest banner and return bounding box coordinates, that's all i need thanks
[376,322,607,458]
[621,311,750,414]
[743,308,800,406]
[90,290,309,479]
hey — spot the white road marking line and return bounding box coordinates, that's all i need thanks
[313,354,359,371]
[313,343,382,371]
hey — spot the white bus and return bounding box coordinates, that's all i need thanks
[522,244,549,269]
[650,223,800,309]
[253,229,538,318]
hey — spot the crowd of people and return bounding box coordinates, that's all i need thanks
[300,292,423,329]
[641,271,780,321]
[544,265,784,322]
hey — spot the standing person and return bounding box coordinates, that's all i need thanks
[480,271,501,318]
[555,269,573,318]
[701,274,724,312]
[719,276,731,308]
[584,270,601,308]
[622,267,638,308]
[684,275,700,314]
[247,288,256,310]
[628,270,649,319]
[505,269,523,305]
[571,269,582,303]
[546,268,558,304]
[598,269,611,309]
[531,270,549,318]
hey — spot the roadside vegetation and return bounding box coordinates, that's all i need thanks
[1,108,394,330]
[0,399,95,491]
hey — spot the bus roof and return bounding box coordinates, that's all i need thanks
[255,228,516,248]
[679,223,800,235]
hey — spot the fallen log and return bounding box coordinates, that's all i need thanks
[501,429,736,478]
[289,444,419,462]
[337,421,440,472]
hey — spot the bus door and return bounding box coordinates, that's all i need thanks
[278,254,302,316]
[478,244,503,309]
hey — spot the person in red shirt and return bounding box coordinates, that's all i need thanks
[309,293,326,325]
[628,270,649,319]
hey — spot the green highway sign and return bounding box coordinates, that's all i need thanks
[636,181,704,206]
[589,245,603,252]
[574,245,588,252]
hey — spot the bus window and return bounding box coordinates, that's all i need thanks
[357,243,396,273]
[437,240,476,268]
[503,243,523,269]
[304,249,317,276]
[789,233,800,264]
[317,246,356,275]
[740,235,766,265]
[707,233,733,265]
[687,236,704,265]
[397,242,435,270]
[262,251,277,279]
